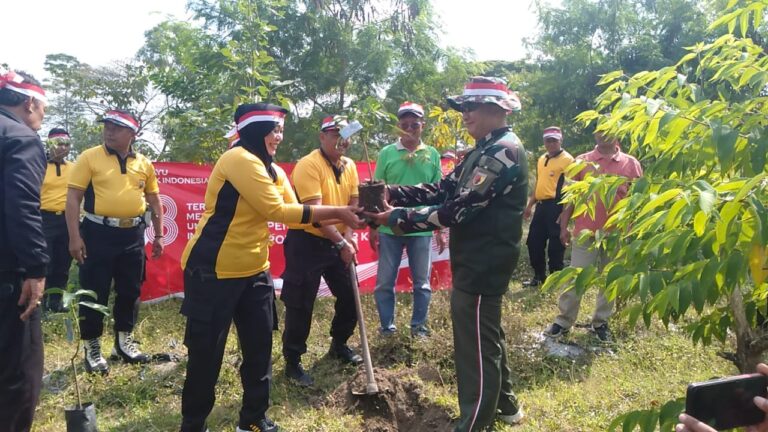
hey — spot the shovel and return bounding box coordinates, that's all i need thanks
[349,262,379,395]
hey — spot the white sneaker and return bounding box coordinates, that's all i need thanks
[499,408,524,425]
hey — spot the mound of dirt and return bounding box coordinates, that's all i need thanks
[324,368,453,432]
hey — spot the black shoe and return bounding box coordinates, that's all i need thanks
[523,277,543,287]
[284,361,314,387]
[44,296,68,313]
[328,341,363,365]
[544,323,570,339]
[592,324,611,343]
[237,417,279,432]
[410,326,430,339]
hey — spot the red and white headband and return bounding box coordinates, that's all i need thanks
[462,82,510,98]
[0,71,48,104]
[225,127,240,148]
[397,102,424,118]
[102,110,140,132]
[543,127,562,141]
[237,110,286,131]
[48,133,71,141]
[321,116,338,131]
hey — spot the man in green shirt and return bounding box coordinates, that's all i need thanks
[370,102,444,338]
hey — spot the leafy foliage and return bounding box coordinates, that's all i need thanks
[544,1,768,428]
[511,0,710,153]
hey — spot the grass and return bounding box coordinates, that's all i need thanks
[36,264,738,432]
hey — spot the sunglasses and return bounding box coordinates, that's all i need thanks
[398,122,423,130]
[460,102,483,113]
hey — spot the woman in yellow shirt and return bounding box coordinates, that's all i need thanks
[179,103,363,432]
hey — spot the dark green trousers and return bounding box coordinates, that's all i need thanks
[451,288,519,432]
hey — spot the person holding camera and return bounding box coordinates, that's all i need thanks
[676,363,768,432]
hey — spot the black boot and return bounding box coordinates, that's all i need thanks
[284,358,313,387]
[328,339,363,365]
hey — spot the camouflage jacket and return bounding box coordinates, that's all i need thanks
[386,126,528,295]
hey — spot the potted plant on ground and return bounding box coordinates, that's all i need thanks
[46,282,109,432]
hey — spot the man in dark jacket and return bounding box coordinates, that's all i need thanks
[367,76,528,431]
[0,69,50,432]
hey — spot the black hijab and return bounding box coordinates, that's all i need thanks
[234,103,288,182]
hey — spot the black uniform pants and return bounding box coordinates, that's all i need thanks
[526,200,565,280]
[280,229,357,361]
[179,269,275,432]
[0,273,43,432]
[42,211,72,307]
[78,219,145,340]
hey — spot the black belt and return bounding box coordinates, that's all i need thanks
[41,209,65,216]
[538,198,558,203]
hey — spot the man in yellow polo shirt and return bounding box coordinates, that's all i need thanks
[40,128,73,313]
[65,109,165,374]
[281,115,362,387]
[523,126,574,286]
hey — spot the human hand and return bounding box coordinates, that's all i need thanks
[18,277,45,321]
[344,232,359,253]
[435,230,447,254]
[363,208,395,227]
[559,227,571,247]
[340,242,356,266]
[337,205,366,229]
[69,235,87,264]
[523,205,533,221]
[152,237,164,259]
[676,363,768,432]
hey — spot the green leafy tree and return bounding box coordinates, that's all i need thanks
[141,0,465,162]
[43,55,165,158]
[514,0,709,154]
[540,1,768,429]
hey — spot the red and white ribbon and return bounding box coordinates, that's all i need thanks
[225,126,240,148]
[237,110,286,131]
[0,71,48,104]
[103,110,140,132]
[397,101,424,117]
[320,116,338,131]
[48,133,71,141]
[462,82,510,98]
[542,127,563,141]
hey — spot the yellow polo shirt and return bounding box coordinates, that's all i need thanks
[41,161,70,212]
[182,148,312,278]
[68,145,159,218]
[292,149,359,238]
[534,150,574,201]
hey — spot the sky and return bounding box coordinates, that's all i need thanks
[2,0,546,81]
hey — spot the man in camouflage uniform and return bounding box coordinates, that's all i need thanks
[367,76,528,431]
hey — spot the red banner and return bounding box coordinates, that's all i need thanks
[140,161,452,302]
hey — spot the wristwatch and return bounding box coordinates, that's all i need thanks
[334,239,348,250]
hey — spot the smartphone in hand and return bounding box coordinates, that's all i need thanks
[686,373,768,430]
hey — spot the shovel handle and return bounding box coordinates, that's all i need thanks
[349,264,379,394]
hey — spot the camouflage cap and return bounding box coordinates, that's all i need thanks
[447,76,521,113]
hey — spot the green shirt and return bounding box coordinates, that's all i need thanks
[374,140,442,236]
